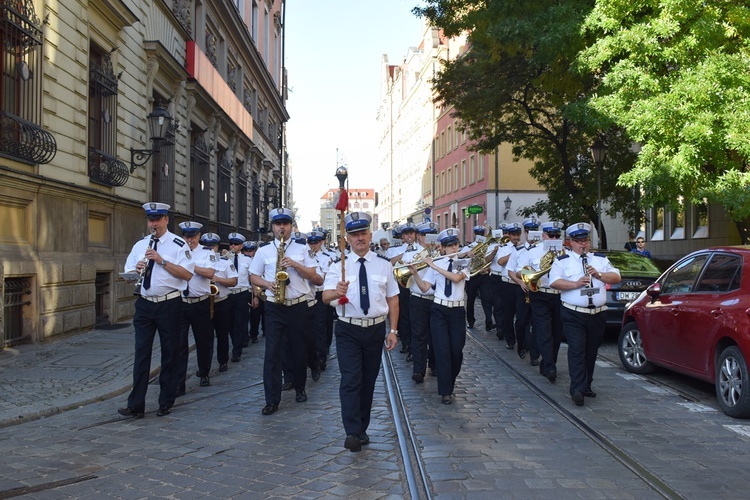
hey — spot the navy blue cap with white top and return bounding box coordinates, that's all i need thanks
[566,222,591,238]
[417,221,439,234]
[437,228,461,245]
[143,202,170,218]
[503,222,523,233]
[242,241,258,250]
[307,230,325,243]
[473,225,486,235]
[400,222,417,233]
[269,207,294,223]
[344,212,372,233]
[541,221,563,234]
[200,232,220,245]
[179,221,203,236]
[227,232,246,244]
[523,217,540,230]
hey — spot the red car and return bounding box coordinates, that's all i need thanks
[619,246,750,418]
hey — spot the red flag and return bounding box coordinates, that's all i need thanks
[335,189,348,211]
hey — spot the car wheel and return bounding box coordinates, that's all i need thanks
[715,346,750,418]
[618,322,654,374]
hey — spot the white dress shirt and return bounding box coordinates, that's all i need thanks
[324,250,399,318]
[249,238,318,301]
[124,231,194,296]
[422,258,471,302]
[549,252,620,308]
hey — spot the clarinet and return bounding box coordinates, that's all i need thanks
[581,252,595,308]
[133,230,157,296]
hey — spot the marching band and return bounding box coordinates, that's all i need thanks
[120,200,619,443]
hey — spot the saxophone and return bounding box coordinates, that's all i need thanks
[274,234,290,304]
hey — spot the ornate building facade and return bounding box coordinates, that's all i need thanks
[0,0,289,345]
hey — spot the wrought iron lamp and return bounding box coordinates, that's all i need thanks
[130,101,172,173]
[591,138,606,248]
[503,196,512,220]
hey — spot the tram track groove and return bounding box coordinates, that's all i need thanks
[466,330,683,500]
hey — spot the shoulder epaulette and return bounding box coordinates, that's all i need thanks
[593,252,606,258]
[322,251,331,257]
[331,257,341,264]
[221,256,230,261]
[557,254,570,260]
[377,253,390,261]
[173,238,185,247]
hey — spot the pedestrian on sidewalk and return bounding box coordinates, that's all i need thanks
[119,202,194,419]
[410,228,470,406]
[323,212,399,452]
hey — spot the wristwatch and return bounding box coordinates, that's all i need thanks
[389,329,398,335]
[159,259,167,267]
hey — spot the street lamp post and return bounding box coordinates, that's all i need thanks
[591,138,606,248]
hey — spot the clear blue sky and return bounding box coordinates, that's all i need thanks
[285,0,426,231]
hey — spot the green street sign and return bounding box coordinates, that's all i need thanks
[466,204,484,215]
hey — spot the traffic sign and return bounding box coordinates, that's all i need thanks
[466,204,484,215]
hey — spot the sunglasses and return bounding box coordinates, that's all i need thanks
[571,237,590,243]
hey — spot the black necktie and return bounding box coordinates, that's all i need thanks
[358,257,369,315]
[143,239,158,290]
[444,258,453,298]
[234,253,239,271]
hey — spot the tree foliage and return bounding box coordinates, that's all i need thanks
[414,0,641,248]
[578,1,750,238]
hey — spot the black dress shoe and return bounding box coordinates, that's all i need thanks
[530,357,540,366]
[156,406,171,417]
[219,363,228,372]
[518,350,526,359]
[486,323,495,331]
[344,434,362,452]
[231,356,241,363]
[506,344,515,350]
[200,376,210,387]
[251,337,259,344]
[296,391,308,403]
[281,381,294,391]
[572,391,584,406]
[358,432,370,445]
[441,395,452,405]
[176,386,186,397]
[412,373,424,384]
[547,370,557,383]
[118,407,144,418]
[195,370,202,378]
[261,403,279,415]
[312,369,321,381]
[583,388,597,398]
[405,353,413,362]
[467,322,475,328]
[496,333,505,341]
[319,362,327,372]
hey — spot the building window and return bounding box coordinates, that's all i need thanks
[454,121,460,149]
[469,155,476,184]
[447,168,452,192]
[453,165,458,191]
[236,166,248,229]
[670,199,685,240]
[264,7,270,62]
[251,1,259,41]
[326,212,332,219]
[441,171,446,197]
[152,108,175,207]
[435,173,441,199]
[190,130,211,217]
[363,202,369,209]
[651,206,665,241]
[447,125,452,151]
[693,200,709,238]
[88,44,127,187]
[478,155,485,180]
[217,150,233,224]
[461,160,467,188]
[0,0,55,164]
[440,131,445,157]
[252,181,260,232]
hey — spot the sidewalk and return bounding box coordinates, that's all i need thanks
[0,323,165,428]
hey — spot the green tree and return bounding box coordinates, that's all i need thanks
[578,1,750,242]
[414,0,641,248]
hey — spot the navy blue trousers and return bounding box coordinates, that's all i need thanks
[264,301,309,404]
[335,320,385,436]
[561,307,605,396]
[530,292,562,374]
[178,298,213,387]
[409,294,433,377]
[212,296,235,364]
[128,296,181,411]
[466,273,493,326]
[430,303,466,397]
[231,290,251,357]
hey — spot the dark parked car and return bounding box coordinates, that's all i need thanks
[600,250,662,328]
[619,246,750,418]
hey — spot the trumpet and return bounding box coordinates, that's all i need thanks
[133,230,157,296]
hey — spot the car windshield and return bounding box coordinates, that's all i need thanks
[599,251,662,278]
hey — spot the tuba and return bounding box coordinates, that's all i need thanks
[274,234,290,303]
[469,235,503,277]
